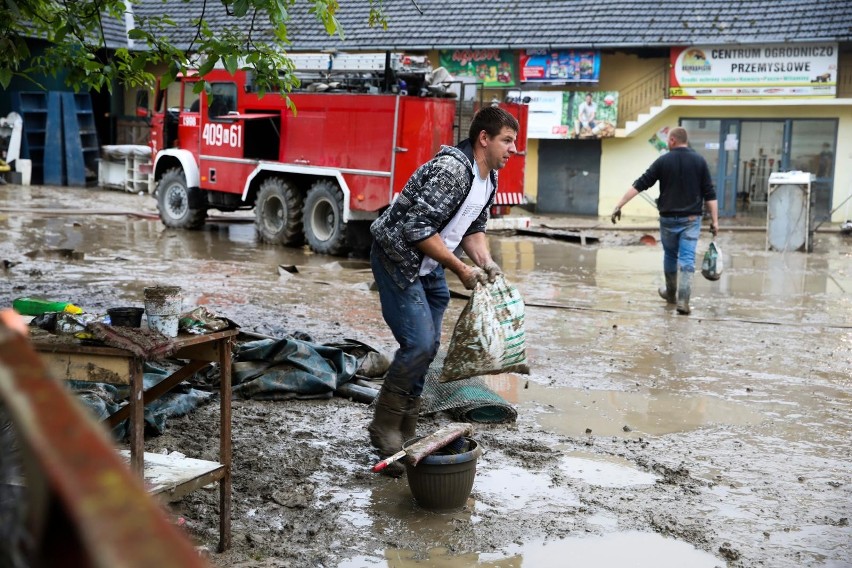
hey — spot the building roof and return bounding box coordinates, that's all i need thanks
[132,0,852,52]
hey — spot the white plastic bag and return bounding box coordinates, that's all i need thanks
[440,274,530,382]
[701,241,723,281]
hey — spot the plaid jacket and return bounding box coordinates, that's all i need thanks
[370,139,497,289]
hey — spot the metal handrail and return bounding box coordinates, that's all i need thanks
[616,62,669,128]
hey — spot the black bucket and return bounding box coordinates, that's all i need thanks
[403,436,482,512]
[107,307,145,328]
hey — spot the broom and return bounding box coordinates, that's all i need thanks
[371,422,472,472]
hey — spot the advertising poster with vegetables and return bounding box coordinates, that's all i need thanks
[438,49,516,87]
[519,90,618,139]
[669,43,838,98]
[568,91,618,139]
[520,49,601,84]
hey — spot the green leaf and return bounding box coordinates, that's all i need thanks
[232,0,250,17]
[223,55,239,75]
[198,56,218,76]
[0,68,12,89]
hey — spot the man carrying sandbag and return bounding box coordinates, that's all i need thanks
[368,107,519,476]
[610,126,719,315]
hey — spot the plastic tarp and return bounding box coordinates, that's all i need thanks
[232,338,359,400]
[68,363,213,439]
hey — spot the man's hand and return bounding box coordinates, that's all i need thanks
[482,261,503,283]
[459,266,488,290]
[710,221,718,237]
[611,206,621,224]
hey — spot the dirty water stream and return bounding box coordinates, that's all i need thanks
[1,186,851,567]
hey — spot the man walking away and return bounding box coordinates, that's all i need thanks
[610,126,718,315]
[368,107,519,475]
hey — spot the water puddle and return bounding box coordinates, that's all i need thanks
[518,380,765,437]
[557,450,659,487]
[472,463,580,512]
[340,531,721,567]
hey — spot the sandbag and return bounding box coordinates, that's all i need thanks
[440,274,529,382]
[701,241,723,281]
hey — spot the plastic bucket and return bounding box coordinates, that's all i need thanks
[107,307,145,328]
[143,286,182,337]
[403,436,482,512]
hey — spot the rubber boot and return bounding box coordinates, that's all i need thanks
[658,272,677,304]
[400,396,421,445]
[676,269,693,315]
[368,387,407,477]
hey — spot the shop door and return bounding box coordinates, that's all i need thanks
[536,139,600,215]
[717,120,740,218]
[680,120,730,215]
[738,121,785,207]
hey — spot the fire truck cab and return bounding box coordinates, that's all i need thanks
[149,54,527,256]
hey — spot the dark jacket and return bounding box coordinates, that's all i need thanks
[633,146,716,216]
[370,139,497,289]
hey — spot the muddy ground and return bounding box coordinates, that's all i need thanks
[1,185,851,567]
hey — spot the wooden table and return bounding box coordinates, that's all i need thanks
[33,328,238,552]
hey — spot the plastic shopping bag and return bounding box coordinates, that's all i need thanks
[701,241,723,281]
[440,274,530,383]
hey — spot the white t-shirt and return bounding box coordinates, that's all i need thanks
[419,163,491,275]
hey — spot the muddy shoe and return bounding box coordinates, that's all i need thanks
[658,272,677,304]
[368,388,406,450]
[676,269,693,315]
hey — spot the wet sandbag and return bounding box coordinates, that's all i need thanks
[701,241,724,281]
[440,275,529,383]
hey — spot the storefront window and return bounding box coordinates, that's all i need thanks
[790,120,837,220]
[679,118,837,220]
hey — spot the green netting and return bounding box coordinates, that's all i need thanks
[421,352,517,424]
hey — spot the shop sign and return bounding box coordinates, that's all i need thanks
[519,49,601,84]
[515,90,618,139]
[438,49,516,87]
[669,43,838,98]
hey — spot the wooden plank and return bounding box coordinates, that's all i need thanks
[40,351,132,384]
[118,451,225,503]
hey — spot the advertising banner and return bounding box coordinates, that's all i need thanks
[438,49,516,87]
[669,43,838,98]
[516,90,618,139]
[520,49,601,84]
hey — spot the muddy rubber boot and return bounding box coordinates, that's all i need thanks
[400,396,421,445]
[676,269,693,315]
[658,272,677,304]
[368,387,407,477]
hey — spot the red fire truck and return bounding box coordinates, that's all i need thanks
[148,56,527,256]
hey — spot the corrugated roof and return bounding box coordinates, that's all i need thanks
[132,0,852,51]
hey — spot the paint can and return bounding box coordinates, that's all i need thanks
[143,286,182,337]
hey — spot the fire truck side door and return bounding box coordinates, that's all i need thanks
[177,79,201,157]
[197,82,249,193]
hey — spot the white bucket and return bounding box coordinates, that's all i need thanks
[15,159,31,186]
[144,286,182,337]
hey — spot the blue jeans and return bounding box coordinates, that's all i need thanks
[370,247,450,397]
[659,216,701,273]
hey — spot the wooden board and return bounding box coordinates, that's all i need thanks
[118,450,225,503]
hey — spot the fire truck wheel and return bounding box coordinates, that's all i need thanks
[156,168,207,229]
[255,177,304,246]
[304,180,349,256]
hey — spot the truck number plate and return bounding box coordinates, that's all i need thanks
[202,123,243,148]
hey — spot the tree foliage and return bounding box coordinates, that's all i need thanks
[0,0,388,95]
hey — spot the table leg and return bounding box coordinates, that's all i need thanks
[218,337,233,552]
[129,357,144,477]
